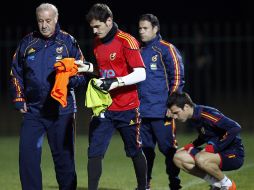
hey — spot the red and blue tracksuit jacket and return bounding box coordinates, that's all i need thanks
[190,105,244,155]
[138,35,185,118]
[10,24,86,116]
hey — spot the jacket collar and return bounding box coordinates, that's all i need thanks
[142,34,162,47]
[100,22,118,44]
[191,104,202,120]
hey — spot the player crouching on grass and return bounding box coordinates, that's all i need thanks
[166,92,244,190]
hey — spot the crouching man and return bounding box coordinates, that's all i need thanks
[166,92,244,190]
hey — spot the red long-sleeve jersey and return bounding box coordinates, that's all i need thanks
[94,30,145,111]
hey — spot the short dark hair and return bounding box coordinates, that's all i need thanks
[139,13,160,32]
[167,92,194,109]
[86,3,113,23]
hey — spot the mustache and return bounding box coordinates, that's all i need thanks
[41,27,49,30]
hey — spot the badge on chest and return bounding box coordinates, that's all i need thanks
[56,46,63,61]
[150,55,158,70]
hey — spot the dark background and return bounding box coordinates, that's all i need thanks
[1,0,253,25]
[1,0,253,135]
[1,0,252,35]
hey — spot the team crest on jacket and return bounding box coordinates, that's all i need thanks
[110,52,116,60]
[56,46,63,54]
[129,120,135,125]
[152,55,158,62]
[28,48,36,54]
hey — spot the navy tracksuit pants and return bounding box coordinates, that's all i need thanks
[19,112,77,190]
[141,118,181,189]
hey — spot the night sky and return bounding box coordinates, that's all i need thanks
[2,0,252,27]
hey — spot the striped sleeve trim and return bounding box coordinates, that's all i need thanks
[13,98,25,102]
[160,40,181,93]
[201,111,221,123]
[117,32,139,49]
[171,119,178,148]
[11,76,23,99]
[134,108,142,148]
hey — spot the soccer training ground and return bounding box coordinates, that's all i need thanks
[0,133,253,190]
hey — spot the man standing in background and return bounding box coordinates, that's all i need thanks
[138,14,184,190]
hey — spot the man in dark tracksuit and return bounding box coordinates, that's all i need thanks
[9,3,89,190]
[167,92,244,190]
[138,14,184,189]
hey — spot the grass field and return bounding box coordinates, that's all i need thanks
[0,133,253,190]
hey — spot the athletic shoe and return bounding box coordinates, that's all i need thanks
[135,181,150,190]
[146,181,151,190]
[221,180,236,190]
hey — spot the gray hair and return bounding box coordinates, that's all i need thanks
[36,3,59,19]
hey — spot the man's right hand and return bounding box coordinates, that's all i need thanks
[177,144,194,153]
[75,60,94,72]
[183,143,194,153]
[176,147,185,153]
[166,108,173,119]
[15,101,27,113]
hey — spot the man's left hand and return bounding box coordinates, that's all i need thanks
[95,78,124,91]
